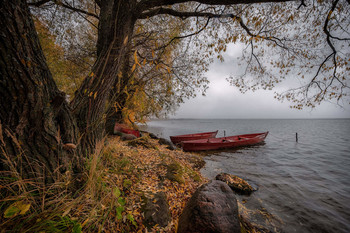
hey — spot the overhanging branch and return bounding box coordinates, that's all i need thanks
[28,0,99,19]
[137,0,294,13]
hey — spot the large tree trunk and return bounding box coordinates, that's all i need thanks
[105,49,133,134]
[0,0,138,184]
[71,0,137,151]
[0,0,80,184]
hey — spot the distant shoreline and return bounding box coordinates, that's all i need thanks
[147,117,350,121]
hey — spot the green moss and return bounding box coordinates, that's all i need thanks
[166,162,184,184]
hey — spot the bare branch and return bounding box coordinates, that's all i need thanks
[28,0,51,7]
[297,0,306,10]
[140,7,290,50]
[58,0,99,19]
[159,17,211,50]
[29,0,99,19]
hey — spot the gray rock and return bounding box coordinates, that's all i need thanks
[121,133,137,141]
[158,138,176,150]
[178,180,241,233]
[141,192,170,229]
[148,132,159,139]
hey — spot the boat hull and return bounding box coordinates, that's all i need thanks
[114,123,140,138]
[170,130,218,144]
[182,132,268,152]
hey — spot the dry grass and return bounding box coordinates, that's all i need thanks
[0,134,206,232]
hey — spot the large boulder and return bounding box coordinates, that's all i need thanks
[215,173,257,195]
[177,180,241,233]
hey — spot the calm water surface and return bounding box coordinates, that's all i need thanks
[139,119,350,233]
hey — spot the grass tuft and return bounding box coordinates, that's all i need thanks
[1,134,206,232]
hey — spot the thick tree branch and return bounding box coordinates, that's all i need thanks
[140,7,289,51]
[137,0,294,13]
[57,0,99,19]
[95,0,101,7]
[139,7,231,19]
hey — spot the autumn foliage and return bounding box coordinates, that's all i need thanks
[34,18,95,99]
[0,134,206,232]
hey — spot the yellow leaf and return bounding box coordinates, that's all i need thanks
[4,201,31,218]
[123,36,128,45]
[94,92,97,99]
[131,64,136,72]
[82,218,90,227]
[134,50,138,65]
[89,92,93,97]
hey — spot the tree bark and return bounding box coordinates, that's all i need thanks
[71,0,137,152]
[0,0,80,184]
[105,48,133,134]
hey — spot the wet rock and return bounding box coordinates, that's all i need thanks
[178,180,241,233]
[148,132,159,139]
[121,133,137,141]
[141,192,170,229]
[158,138,176,150]
[240,215,274,233]
[186,154,205,170]
[215,173,256,195]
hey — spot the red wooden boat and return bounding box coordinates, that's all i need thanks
[181,132,268,152]
[170,130,218,144]
[120,128,140,137]
[114,123,140,138]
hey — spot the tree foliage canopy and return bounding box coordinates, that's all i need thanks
[30,0,349,113]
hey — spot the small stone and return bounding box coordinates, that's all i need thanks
[148,133,159,139]
[121,133,137,141]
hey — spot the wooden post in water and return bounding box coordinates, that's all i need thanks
[296,132,298,142]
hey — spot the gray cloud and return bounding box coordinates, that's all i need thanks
[173,44,350,119]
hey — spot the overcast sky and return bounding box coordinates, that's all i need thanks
[173,44,350,119]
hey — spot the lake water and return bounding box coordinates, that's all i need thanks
[139,119,350,233]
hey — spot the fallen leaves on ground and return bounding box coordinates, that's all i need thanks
[80,135,207,232]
